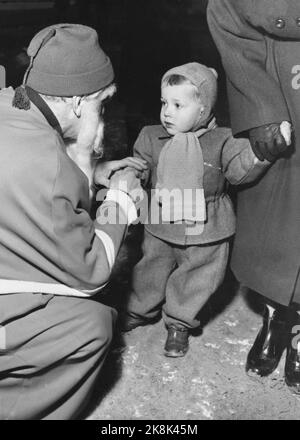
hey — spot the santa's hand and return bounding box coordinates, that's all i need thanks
[109,168,144,203]
[94,157,148,187]
[249,123,291,162]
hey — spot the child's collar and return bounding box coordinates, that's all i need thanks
[159,115,217,140]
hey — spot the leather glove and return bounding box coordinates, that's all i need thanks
[249,123,289,162]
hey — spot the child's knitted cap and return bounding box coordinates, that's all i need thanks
[162,62,218,122]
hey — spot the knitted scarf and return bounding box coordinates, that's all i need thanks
[155,118,216,225]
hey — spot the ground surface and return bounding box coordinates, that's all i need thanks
[85,236,300,421]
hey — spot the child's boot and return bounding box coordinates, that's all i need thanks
[118,311,159,333]
[164,324,189,357]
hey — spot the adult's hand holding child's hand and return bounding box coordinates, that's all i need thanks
[94,157,148,187]
[109,167,144,203]
[280,121,292,147]
[249,122,292,162]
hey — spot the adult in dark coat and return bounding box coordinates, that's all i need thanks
[207,0,300,392]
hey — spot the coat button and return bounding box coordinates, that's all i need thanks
[275,18,285,29]
[296,17,300,27]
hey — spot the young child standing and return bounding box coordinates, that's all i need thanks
[121,62,274,357]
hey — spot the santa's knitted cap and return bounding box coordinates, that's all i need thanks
[13,23,114,109]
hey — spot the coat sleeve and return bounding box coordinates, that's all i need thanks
[51,148,139,295]
[52,189,135,294]
[221,134,271,185]
[133,127,153,187]
[207,0,291,135]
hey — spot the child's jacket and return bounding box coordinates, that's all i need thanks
[134,124,270,245]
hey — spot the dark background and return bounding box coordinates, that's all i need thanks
[0,0,228,154]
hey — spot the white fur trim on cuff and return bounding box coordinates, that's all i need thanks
[95,229,115,270]
[105,189,137,225]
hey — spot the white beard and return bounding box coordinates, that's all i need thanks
[66,142,97,200]
[64,83,116,201]
[65,118,105,200]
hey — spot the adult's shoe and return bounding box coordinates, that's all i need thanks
[285,314,300,394]
[246,306,288,377]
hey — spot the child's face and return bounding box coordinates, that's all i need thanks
[160,84,205,135]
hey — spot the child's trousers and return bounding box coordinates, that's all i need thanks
[0,292,116,420]
[127,230,229,328]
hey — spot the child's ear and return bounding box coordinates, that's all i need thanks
[209,68,218,79]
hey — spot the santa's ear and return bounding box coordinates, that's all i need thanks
[72,96,83,118]
[209,68,218,79]
[99,83,117,102]
[86,83,117,104]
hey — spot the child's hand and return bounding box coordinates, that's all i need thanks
[94,157,148,187]
[280,121,292,147]
[249,122,291,162]
[123,166,147,179]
